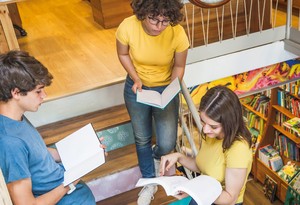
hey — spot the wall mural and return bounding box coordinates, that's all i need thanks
[186,59,300,105]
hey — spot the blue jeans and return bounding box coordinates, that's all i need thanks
[57,181,95,205]
[124,76,179,178]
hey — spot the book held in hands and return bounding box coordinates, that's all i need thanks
[136,175,222,205]
[55,123,105,186]
[136,77,181,109]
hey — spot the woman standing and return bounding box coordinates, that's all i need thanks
[116,0,189,204]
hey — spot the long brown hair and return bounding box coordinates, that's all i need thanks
[199,85,252,150]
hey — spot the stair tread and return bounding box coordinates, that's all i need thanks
[82,143,138,182]
[96,186,177,205]
[37,104,130,145]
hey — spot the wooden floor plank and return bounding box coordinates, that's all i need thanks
[17,0,126,101]
[82,143,137,182]
[96,186,176,205]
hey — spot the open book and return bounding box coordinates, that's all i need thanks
[55,123,105,186]
[136,175,222,205]
[136,77,181,109]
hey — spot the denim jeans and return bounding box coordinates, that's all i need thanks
[57,181,95,205]
[124,76,179,178]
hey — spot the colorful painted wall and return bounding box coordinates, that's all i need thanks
[186,59,300,105]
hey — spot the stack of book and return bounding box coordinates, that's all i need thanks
[258,144,283,171]
[283,117,300,137]
[278,162,300,183]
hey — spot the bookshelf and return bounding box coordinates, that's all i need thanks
[241,80,300,202]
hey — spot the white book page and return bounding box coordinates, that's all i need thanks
[55,123,105,185]
[137,90,162,106]
[175,175,222,205]
[136,175,222,205]
[136,176,189,196]
[161,78,181,106]
[63,153,104,186]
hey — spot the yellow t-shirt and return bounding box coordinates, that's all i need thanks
[195,137,253,203]
[116,15,190,87]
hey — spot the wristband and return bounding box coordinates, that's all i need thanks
[67,183,76,195]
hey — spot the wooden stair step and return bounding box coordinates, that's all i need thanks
[82,143,138,182]
[37,104,130,146]
[96,186,177,205]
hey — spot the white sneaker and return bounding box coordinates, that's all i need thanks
[137,184,158,205]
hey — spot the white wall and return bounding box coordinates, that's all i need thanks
[25,83,125,127]
[184,41,298,88]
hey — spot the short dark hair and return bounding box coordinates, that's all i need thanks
[0,50,53,102]
[131,0,184,26]
[199,85,252,150]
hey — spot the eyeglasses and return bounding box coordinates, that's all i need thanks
[147,16,170,26]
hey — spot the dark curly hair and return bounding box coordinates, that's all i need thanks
[0,50,53,102]
[131,0,184,26]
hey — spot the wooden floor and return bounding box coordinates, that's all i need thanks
[15,0,297,102]
[16,0,126,101]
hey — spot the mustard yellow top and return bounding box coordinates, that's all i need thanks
[196,137,253,203]
[116,15,190,87]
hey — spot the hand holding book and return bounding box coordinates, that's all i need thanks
[136,175,222,205]
[136,78,181,109]
[55,123,106,186]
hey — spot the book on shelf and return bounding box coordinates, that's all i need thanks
[283,117,300,136]
[253,95,270,112]
[289,171,300,194]
[55,123,105,186]
[240,95,254,104]
[136,77,181,109]
[249,127,261,154]
[276,133,300,161]
[277,90,286,108]
[277,162,300,183]
[269,155,283,172]
[281,81,300,97]
[258,144,280,169]
[136,175,222,205]
[263,175,277,203]
[283,117,300,128]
